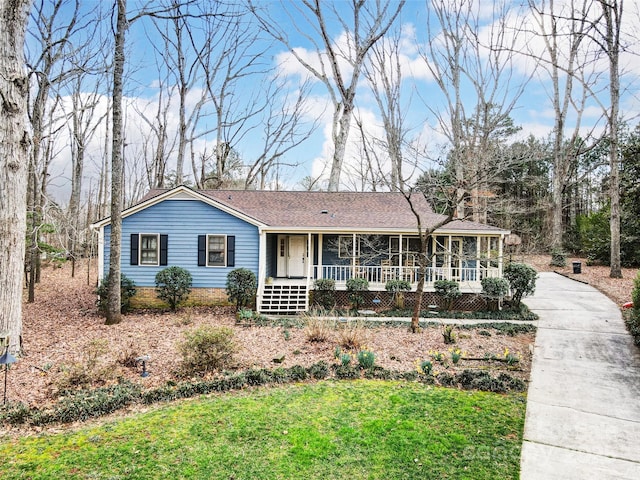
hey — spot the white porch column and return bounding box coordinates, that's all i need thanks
[306,233,313,289]
[256,228,267,309]
[317,233,323,280]
[399,234,404,279]
[96,226,104,281]
[351,233,357,277]
[476,235,481,281]
[448,234,452,280]
[498,233,504,277]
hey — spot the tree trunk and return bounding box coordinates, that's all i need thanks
[106,0,127,325]
[603,0,622,278]
[0,0,31,354]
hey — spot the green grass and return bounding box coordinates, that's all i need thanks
[0,381,526,479]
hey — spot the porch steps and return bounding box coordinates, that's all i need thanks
[259,284,308,314]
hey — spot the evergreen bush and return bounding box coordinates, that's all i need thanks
[503,263,537,308]
[155,266,192,311]
[226,268,257,309]
[313,278,336,309]
[346,277,369,311]
[96,273,137,313]
[481,277,510,311]
[434,279,461,311]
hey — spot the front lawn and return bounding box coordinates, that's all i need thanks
[1,380,525,479]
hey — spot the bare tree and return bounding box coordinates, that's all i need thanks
[363,25,408,191]
[527,0,603,250]
[25,0,92,300]
[65,65,108,277]
[420,0,528,222]
[598,0,623,277]
[243,77,318,190]
[0,0,31,354]
[105,0,127,325]
[251,0,405,191]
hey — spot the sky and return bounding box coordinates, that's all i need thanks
[25,0,640,205]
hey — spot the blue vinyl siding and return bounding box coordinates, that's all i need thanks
[103,199,259,287]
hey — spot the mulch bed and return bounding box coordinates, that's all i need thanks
[8,261,534,407]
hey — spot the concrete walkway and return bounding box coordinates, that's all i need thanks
[521,272,640,479]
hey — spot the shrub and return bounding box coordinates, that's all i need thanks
[235,307,255,324]
[56,339,115,392]
[434,280,461,311]
[576,209,610,264]
[0,401,32,426]
[481,277,510,311]
[356,349,376,369]
[313,278,336,310]
[178,326,237,376]
[308,361,330,379]
[418,360,433,376]
[346,277,369,311]
[332,364,360,379]
[503,263,537,308]
[246,368,271,386]
[226,268,257,309]
[47,382,141,424]
[96,273,136,313]
[442,324,457,344]
[549,248,567,267]
[155,266,192,311]
[627,271,640,346]
[385,279,411,309]
[288,365,308,381]
[633,270,640,313]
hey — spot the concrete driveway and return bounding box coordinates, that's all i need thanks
[520,272,640,479]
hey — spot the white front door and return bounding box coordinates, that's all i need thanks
[288,236,306,277]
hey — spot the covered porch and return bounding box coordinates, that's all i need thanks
[259,231,506,294]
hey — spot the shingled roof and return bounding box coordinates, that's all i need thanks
[134,187,506,233]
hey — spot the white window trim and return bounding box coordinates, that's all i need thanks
[206,234,227,268]
[139,233,160,266]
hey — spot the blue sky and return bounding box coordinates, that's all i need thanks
[27,0,640,203]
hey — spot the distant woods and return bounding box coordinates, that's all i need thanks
[19,0,637,308]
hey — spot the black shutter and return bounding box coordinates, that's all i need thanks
[130,234,139,265]
[160,235,168,266]
[227,236,235,267]
[198,235,206,266]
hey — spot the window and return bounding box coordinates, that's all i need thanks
[140,234,159,265]
[338,235,358,259]
[198,234,235,267]
[207,235,225,266]
[130,233,167,266]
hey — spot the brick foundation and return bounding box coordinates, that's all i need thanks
[131,287,232,308]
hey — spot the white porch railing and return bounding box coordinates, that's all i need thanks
[314,264,500,289]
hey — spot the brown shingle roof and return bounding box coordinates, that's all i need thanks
[139,188,507,233]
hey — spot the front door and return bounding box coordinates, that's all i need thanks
[288,236,306,277]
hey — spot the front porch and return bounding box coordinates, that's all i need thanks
[257,232,506,314]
